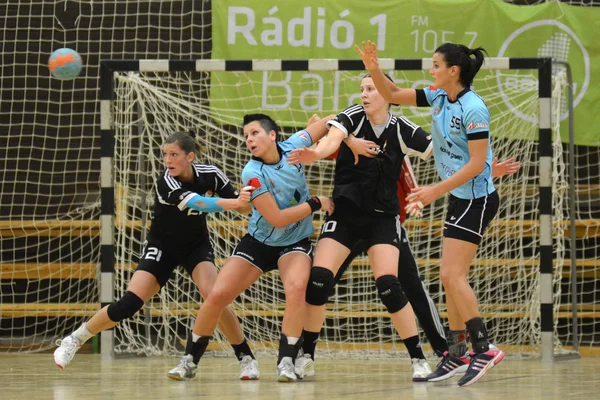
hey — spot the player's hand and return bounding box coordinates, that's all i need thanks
[287,147,319,165]
[405,185,441,209]
[307,113,321,126]
[491,156,521,177]
[405,201,423,219]
[317,196,335,215]
[345,136,380,164]
[355,40,380,71]
[236,186,254,206]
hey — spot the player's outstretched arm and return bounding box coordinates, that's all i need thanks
[355,40,417,106]
[304,113,335,144]
[252,192,333,229]
[287,127,346,165]
[183,187,253,213]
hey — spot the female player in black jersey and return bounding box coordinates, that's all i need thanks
[356,40,505,386]
[288,74,434,381]
[54,131,260,380]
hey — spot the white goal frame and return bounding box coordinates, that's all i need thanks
[99,57,554,361]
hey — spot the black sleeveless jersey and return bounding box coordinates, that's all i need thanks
[327,105,432,215]
[147,164,237,248]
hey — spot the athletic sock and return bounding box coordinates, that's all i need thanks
[231,339,255,361]
[404,335,425,360]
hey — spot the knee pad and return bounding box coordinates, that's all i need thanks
[107,291,144,322]
[376,275,408,314]
[305,267,334,306]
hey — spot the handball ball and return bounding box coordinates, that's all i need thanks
[48,48,83,80]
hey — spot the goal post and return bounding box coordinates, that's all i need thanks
[99,57,557,361]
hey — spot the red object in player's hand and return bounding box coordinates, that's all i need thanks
[246,178,261,189]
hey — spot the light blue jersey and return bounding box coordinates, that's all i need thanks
[420,87,495,199]
[241,130,314,246]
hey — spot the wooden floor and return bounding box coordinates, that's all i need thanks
[0,354,598,400]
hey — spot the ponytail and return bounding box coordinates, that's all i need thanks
[434,43,488,87]
[164,130,202,159]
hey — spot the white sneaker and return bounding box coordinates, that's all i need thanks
[294,352,315,379]
[239,355,260,380]
[411,358,432,382]
[53,336,82,369]
[167,354,197,381]
[277,357,297,382]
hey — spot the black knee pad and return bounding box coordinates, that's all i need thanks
[305,267,334,306]
[107,291,144,322]
[376,275,408,314]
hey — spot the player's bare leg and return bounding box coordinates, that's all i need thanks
[299,239,350,379]
[168,258,260,381]
[368,244,431,381]
[276,252,311,382]
[54,271,159,369]
[440,238,504,386]
[191,261,259,380]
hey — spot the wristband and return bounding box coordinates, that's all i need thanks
[306,196,321,213]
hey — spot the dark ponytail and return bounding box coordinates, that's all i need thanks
[164,130,202,158]
[434,43,488,87]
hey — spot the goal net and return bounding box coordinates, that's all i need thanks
[107,63,570,357]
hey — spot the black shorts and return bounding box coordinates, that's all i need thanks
[332,224,410,287]
[231,234,313,273]
[318,198,401,251]
[444,191,500,245]
[136,239,215,287]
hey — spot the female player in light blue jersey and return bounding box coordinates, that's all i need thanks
[168,113,334,383]
[356,41,504,386]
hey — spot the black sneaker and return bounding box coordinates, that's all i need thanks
[426,351,470,382]
[458,346,505,387]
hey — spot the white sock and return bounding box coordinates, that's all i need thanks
[72,323,94,343]
[192,332,201,342]
[287,336,299,345]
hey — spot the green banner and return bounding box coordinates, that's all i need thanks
[212,0,599,146]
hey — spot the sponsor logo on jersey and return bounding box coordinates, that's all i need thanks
[440,146,464,161]
[299,132,308,141]
[466,121,489,131]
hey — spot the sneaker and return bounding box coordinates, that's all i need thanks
[239,355,260,380]
[167,354,197,381]
[458,347,505,387]
[277,357,297,382]
[411,358,432,382]
[294,351,315,379]
[53,336,82,369]
[426,351,470,382]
